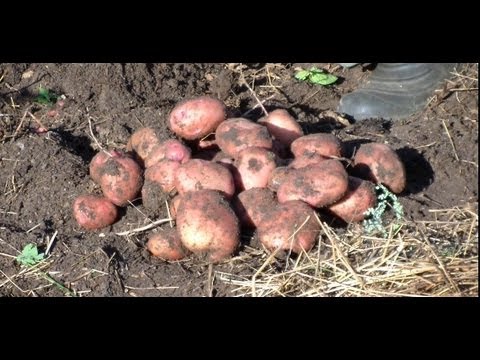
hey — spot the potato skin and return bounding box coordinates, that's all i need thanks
[127,127,161,162]
[353,143,406,194]
[141,159,180,213]
[147,228,188,261]
[328,176,377,222]
[175,159,235,198]
[169,195,183,220]
[144,159,180,193]
[73,195,118,230]
[144,139,191,168]
[257,200,320,254]
[89,150,121,184]
[176,190,240,263]
[267,166,292,192]
[289,153,327,169]
[169,96,227,140]
[234,147,277,191]
[291,133,343,158]
[98,153,143,206]
[277,159,348,208]
[215,118,273,158]
[258,109,304,147]
[232,188,277,229]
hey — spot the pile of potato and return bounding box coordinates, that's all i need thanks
[73,96,406,263]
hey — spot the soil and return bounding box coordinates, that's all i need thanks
[0,63,477,297]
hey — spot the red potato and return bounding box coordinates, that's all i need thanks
[98,152,143,206]
[277,159,348,208]
[176,190,240,263]
[174,159,235,198]
[232,188,277,229]
[143,159,180,193]
[258,109,304,147]
[353,142,406,194]
[73,195,118,230]
[141,159,180,213]
[215,118,273,158]
[144,139,191,168]
[127,127,161,162]
[267,166,292,192]
[291,133,343,159]
[289,153,328,169]
[147,228,188,261]
[328,176,377,222]
[211,151,237,175]
[234,147,277,191]
[89,150,122,184]
[169,96,227,140]
[168,195,183,220]
[212,151,234,165]
[257,200,320,254]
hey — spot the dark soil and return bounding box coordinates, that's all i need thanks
[0,63,477,297]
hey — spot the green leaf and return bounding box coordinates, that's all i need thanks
[309,72,338,85]
[16,244,45,267]
[363,184,404,237]
[38,87,49,97]
[295,70,310,81]
[35,87,58,106]
[295,67,338,86]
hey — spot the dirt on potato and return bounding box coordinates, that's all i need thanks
[0,63,477,297]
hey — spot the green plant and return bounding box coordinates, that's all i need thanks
[363,184,404,237]
[294,67,338,86]
[16,243,75,296]
[16,243,45,267]
[34,86,58,106]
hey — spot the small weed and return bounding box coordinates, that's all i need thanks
[295,66,338,86]
[363,184,404,237]
[16,243,76,296]
[16,243,45,267]
[34,86,58,106]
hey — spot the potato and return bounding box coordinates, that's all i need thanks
[267,166,292,192]
[289,153,327,169]
[73,195,118,230]
[232,188,277,229]
[175,159,235,198]
[169,195,183,220]
[215,118,273,158]
[141,159,180,213]
[98,152,143,206]
[144,139,191,168]
[258,109,304,147]
[144,159,180,193]
[176,190,240,263]
[328,176,377,222]
[169,96,227,140]
[127,127,161,162]
[353,142,406,194]
[257,200,320,254]
[89,150,121,184]
[212,151,234,165]
[277,159,348,208]
[291,133,343,159]
[147,228,188,261]
[234,147,277,191]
